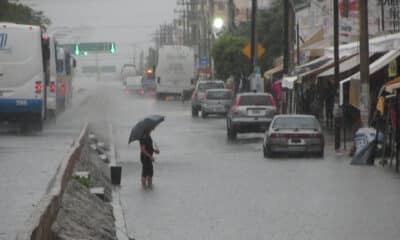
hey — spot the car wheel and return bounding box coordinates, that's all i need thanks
[317,148,324,158]
[229,126,237,140]
[201,110,208,118]
[192,107,198,117]
[264,144,273,158]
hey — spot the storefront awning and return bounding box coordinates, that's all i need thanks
[294,56,333,82]
[318,54,360,78]
[339,50,400,107]
[325,32,400,58]
[264,64,283,79]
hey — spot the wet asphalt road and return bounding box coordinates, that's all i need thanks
[0,76,108,240]
[103,82,400,240]
[2,78,400,240]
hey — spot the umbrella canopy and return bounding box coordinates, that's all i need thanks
[128,115,165,144]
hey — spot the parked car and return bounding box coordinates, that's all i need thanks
[191,80,225,117]
[263,114,324,158]
[200,89,233,118]
[226,92,277,140]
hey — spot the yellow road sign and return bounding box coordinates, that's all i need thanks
[242,43,265,59]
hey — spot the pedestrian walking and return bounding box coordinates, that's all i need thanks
[325,82,335,129]
[139,128,160,188]
[333,97,342,151]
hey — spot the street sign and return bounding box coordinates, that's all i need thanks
[200,56,208,66]
[242,43,266,59]
[59,42,116,55]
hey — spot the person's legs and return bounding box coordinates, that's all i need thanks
[147,177,152,188]
[141,177,147,188]
[146,163,154,188]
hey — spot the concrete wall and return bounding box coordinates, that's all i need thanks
[15,123,88,240]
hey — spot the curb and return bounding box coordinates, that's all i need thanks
[107,120,133,240]
[15,122,88,240]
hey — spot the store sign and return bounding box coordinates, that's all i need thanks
[378,0,400,27]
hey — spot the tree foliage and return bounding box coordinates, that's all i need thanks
[211,33,250,80]
[256,0,284,69]
[0,0,51,27]
[222,0,305,73]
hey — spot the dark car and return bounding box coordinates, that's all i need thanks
[226,92,277,140]
[263,114,324,158]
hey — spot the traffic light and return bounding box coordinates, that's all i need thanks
[74,44,80,55]
[110,42,116,54]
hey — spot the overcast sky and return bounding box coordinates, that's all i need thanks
[19,0,177,59]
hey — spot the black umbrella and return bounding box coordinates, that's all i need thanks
[128,115,165,144]
[351,140,377,165]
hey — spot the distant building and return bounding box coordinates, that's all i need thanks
[234,0,272,24]
[295,0,388,59]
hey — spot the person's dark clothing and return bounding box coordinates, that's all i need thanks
[140,135,154,177]
[325,95,334,129]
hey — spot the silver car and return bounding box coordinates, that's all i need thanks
[191,80,225,117]
[200,89,233,118]
[226,92,277,140]
[263,115,324,158]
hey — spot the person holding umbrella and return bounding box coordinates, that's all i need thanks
[139,128,160,188]
[129,115,165,188]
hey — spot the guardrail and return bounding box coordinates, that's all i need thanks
[16,122,88,240]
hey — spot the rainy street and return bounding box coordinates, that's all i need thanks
[1,76,400,240]
[2,0,400,239]
[96,80,400,240]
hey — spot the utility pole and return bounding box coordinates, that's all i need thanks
[228,0,235,32]
[381,0,385,32]
[334,0,339,91]
[333,0,340,149]
[250,0,257,86]
[296,23,300,65]
[283,0,289,74]
[359,0,370,126]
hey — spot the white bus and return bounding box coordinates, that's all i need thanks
[0,23,50,131]
[155,45,195,99]
[46,33,58,118]
[56,47,74,111]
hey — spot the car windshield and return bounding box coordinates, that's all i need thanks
[198,82,224,91]
[272,117,320,130]
[206,91,231,100]
[240,95,272,106]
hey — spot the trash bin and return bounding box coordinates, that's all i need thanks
[110,166,122,185]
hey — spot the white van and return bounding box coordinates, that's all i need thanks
[155,45,195,99]
[125,76,143,94]
[0,23,50,131]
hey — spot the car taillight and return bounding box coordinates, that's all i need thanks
[50,82,56,91]
[60,84,65,92]
[270,133,286,138]
[35,81,43,93]
[139,89,145,95]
